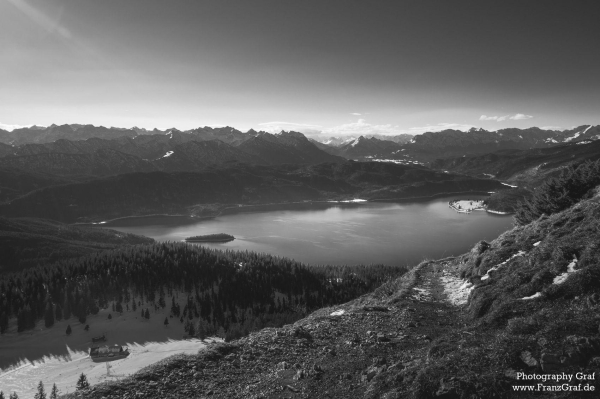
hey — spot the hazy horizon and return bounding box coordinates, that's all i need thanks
[2,0,599,136]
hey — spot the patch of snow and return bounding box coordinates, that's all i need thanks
[162,151,174,158]
[337,198,368,203]
[481,251,526,280]
[576,140,592,145]
[330,309,345,316]
[533,241,541,247]
[519,292,542,300]
[486,209,510,215]
[441,272,473,306]
[545,138,558,143]
[564,131,581,142]
[553,257,578,285]
[519,135,523,139]
[371,159,422,165]
[411,287,432,302]
[582,125,593,134]
[501,182,518,188]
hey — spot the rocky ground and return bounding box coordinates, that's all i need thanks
[63,259,467,398]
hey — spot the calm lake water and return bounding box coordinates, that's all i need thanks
[99,196,513,267]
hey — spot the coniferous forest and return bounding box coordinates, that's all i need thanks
[0,242,407,341]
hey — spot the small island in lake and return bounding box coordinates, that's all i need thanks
[184,233,235,243]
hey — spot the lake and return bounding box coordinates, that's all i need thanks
[99,196,513,267]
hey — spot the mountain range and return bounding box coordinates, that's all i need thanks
[0,129,343,180]
[311,125,600,165]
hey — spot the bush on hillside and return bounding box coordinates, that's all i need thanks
[514,160,600,226]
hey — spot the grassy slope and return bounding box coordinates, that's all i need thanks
[411,190,600,398]
[0,217,153,273]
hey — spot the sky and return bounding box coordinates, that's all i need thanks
[1,0,599,136]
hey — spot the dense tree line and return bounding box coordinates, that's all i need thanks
[0,243,407,336]
[514,160,600,226]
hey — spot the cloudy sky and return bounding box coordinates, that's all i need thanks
[1,0,599,135]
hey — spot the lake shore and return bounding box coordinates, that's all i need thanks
[83,191,500,226]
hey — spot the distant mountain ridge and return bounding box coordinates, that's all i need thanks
[404,125,600,162]
[0,129,343,177]
[4,123,598,165]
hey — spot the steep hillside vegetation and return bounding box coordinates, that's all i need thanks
[514,160,600,225]
[0,217,153,273]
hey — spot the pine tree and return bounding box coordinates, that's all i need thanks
[34,381,46,399]
[197,319,207,340]
[44,301,54,328]
[164,317,169,327]
[50,384,59,399]
[108,314,112,320]
[132,298,137,312]
[66,324,72,335]
[0,391,4,399]
[0,312,8,334]
[9,393,18,399]
[75,373,90,391]
[62,299,71,320]
[144,309,150,319]
[54,304,63,321]
[77,298,87,323]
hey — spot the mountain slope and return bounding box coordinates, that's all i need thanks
[0,149,158,178]
[431,139,600,188]
[238,132,343,164]
[0,167,72,203]
[336,136,404,159]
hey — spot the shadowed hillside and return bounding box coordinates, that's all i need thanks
[0,217,153,273]
[0,162,506,223]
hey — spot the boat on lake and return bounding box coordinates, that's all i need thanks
[90,344,130,362]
